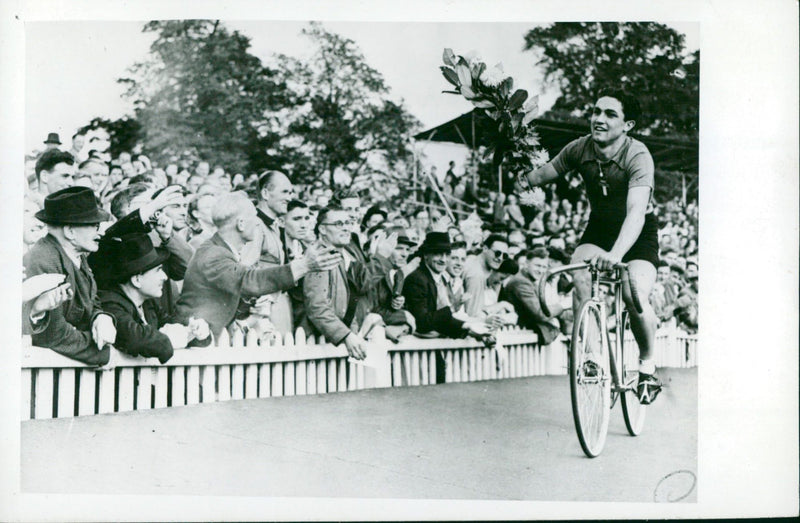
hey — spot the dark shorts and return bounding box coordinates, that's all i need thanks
[579,212,659,267]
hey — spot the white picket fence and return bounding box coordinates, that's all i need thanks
[21,325,697,420]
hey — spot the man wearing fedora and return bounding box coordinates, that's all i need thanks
[403,231,487,339]
[43,132,61,151]
[23,186,117,365]
[97,233,211,364]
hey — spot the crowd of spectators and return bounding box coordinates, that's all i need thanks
[21,130,699,372]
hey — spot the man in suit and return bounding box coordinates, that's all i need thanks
[500,247,563,345]
[23,186,117,365]
[96,233,212,363]
[174,192,342,339]
[403,232,486,339]
[302,205,369,360]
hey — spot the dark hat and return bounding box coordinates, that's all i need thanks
[35,186,111,225]
[416,231,452,255]
[396,232,417,247]
[44,132,62,145]
[107,233,169,283]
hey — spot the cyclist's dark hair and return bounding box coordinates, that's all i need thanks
[484,233,508,249]
[315,204,345,235]
[35,149,75,181]
[596,88,642,126]
[286,199,308,213]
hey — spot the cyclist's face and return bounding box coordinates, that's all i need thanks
[590,97,634,145]
[527,257,549,280]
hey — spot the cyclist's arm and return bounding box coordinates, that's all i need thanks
[522,163,559,187]
[609,186,650,259]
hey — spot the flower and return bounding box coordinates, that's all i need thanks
[519,187,546,208]
[462,50,482,67]
[479,63,505,87]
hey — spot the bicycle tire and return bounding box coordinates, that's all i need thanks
[570,300,611,458]
[619,311,647,436]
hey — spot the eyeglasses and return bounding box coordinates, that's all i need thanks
[492,249,508,260]
[321,219,355,228]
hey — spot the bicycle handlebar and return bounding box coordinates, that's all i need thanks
[537,262,643,318]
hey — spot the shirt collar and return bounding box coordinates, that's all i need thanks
[257,207,277,228]
[581,135,632,168]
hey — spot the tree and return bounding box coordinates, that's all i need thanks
[524,23,699,138]
[119,20,290,173]
[77,116,142,159]
[263,23,420,189]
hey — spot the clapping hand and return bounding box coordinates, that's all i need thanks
[153,213,173,243]
[188,317,211,341]
[140,185,184,222]
[30,283,73,316]
[304,244,343,272]
[91,314,117,351]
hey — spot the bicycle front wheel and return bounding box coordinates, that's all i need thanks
[570,300,611,458]
[619,311,647,436]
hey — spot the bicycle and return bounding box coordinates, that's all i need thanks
[539,262,647,458]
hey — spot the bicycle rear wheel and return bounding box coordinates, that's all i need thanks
[619,311,647,436]
[570,300,611,458]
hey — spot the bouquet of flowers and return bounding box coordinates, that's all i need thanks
[441,48,547,208]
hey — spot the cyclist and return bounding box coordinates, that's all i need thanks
[516,89,662,404]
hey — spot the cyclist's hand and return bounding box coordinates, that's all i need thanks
[588,250,622,271]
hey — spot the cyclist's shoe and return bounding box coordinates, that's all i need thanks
[582,359,602,379]
[636,371,662,405]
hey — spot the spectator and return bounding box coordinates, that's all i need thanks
[78,159,110,199]
[109,183,151,221]
[254,170,295,334]
[282,199,315,328]
[500,247,563,345]
[330,188,367,266]
[443,240,469,314]
[43,132,61,151]
[97,233,212,363]
[463,233,509,317]
[174,192,341,339]
[68,132,86,162]
[152,185,191,243]
[187,193,217,249]
[31,149,77,206]
[23,186,116,365]
[403,232,485,339]
[361,205,387,232]
[302,205,368,359]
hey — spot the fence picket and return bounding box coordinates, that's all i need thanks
[306,361,316,395]
[154,367,168,408]
[420,351,429,385]
[337,359,347,390]
[117,368,135,412]
[186,366,201,405]
[258,364,271,398]
[21,369,33,420]
[78,369,96,416]
[271,363,283,397]
[328,359,338,392]
[218,365,231,401]
[200,366,216,403]
[57,369,75,418]
[410,352,420,386]
[231,364,245,399]
[171,367,185,407]
[137,368,153,410]
[316,360,326,394]
[34,369,54,419]
[97,369,115,414]
[284,362,296,396]
[295,361,307,395]
[245,364,258,399]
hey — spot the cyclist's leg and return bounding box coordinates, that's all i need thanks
[569,243,604,318]
[621,259,657,361]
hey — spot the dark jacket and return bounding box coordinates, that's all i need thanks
[363,254,409,326]
[403,263,467,338]
[173,233,296,338]
[23,234,112,365]
[97,287,174,363]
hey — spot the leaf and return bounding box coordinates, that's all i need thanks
[440,66,460,87]
[441,90,460,95]
[461,85,476,99]
[456,64,473,89]
[443,48,456,67]
[522,109,538,126]
[508,89,528,111]
[501,77,513,97]
[471,98,495,109]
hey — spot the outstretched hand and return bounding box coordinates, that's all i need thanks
[304,243,343,272]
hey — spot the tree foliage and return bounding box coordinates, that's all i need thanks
[119,20,290,173]
[524,22,699,138]
[263,23,420,189]
[77,116,142,159]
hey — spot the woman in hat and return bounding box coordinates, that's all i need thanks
[97,233,211,363]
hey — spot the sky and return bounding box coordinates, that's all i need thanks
[25,20,699,167]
